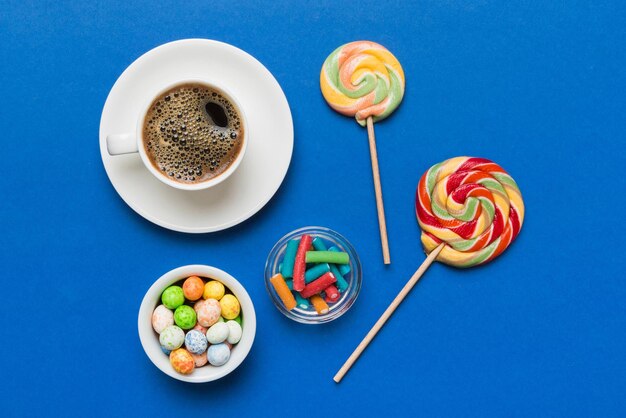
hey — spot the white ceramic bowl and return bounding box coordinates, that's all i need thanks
[138,265,256,383]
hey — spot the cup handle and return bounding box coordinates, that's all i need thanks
[106,133,138,155]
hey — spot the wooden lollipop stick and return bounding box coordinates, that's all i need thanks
[366,116,391,265]
[333,242,445,383]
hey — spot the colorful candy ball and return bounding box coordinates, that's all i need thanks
[194,298,221,327]
[191,352,208,367]
[159,325,185,351]
[220,294,240,320]
[161,346,171,356]
[174,305,197,330]
[183,276,205,301]
[226,320,243,344]
[206,321,229,344]
[207,343,231,366]
[151,305,174,334]
[170,348,195,374]
[161,286,185,309]
[203,280,225,300]
[184,330,208,354]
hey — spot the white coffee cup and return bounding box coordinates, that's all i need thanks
[106,79,248,191]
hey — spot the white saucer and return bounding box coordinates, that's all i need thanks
[99,39,293,233]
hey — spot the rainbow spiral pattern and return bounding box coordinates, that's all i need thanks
[320,41,405,126]
[415,157,524,268]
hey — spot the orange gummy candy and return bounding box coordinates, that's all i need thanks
[270,273,297,311]
[310,295,329,314]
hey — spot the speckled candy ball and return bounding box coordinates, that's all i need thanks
[203,280,225,300]
[151,305,174,334]
[170,348,194,374]
[194,298,221,327]
[161,286,185,309]
[220,294,240,319]
[207,343,231,366]
[174,305,197,330]
[184,330,208,354]
[206,321,229,344]
[159,325,185,351]
[183,276,205,301]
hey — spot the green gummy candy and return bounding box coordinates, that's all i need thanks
[174,305,197,329]
[305,250,349,264]
[329,246,351,275]
[161,286,185,309]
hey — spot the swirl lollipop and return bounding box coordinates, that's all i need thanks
[334,157,525,382]
[320,41,405,264]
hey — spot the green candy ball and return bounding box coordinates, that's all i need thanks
[161,286,185,309]
[234,315,242,325]
[174,305,197,330]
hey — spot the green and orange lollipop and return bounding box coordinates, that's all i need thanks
[320,41,405,264]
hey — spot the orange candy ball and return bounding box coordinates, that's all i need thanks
[183,276,205,301]
[170,348,195,374]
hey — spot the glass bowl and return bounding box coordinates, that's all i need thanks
[264,226,362,324]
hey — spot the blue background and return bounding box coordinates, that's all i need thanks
[1,1,624,416]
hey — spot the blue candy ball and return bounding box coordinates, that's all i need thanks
[207,343,230,366]
[184,330,208,355]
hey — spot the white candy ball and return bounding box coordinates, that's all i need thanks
[226,320,242,344]
[206,322,229,344]
[151,305,174,334]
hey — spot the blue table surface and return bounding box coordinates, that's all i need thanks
[1,1,625,416]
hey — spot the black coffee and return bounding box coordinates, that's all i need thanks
[143,83,244,184]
